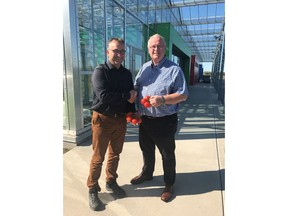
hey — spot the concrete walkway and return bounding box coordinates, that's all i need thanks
[63,83,225,216]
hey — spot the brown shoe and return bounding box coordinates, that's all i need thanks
[130,174,153,185]
[161,185,173,202]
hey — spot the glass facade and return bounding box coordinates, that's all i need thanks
[64,0,152,143]
[63,0,225,144]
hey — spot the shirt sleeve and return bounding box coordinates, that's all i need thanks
[173,67,189,96]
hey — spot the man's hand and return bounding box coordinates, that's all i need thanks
[128,90,137,103]
[149,95,162,107]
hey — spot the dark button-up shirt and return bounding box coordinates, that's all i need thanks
[91,60,136,115]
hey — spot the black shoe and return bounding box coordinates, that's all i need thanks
[130,174,153,185]
[89,191,103,211]
[106,180,127,198]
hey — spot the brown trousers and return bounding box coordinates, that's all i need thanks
[87,111,127,191]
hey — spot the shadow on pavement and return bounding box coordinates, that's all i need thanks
[120,169,225,198]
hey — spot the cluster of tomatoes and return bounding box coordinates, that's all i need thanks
[141,96,152,108]
[126,112,142,126]
[126,96,152,126]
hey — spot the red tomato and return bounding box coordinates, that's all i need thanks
[141,98,147,105]
[137,118,142,124]
[131,118,138,125]
[126,116,132,123]
[144,101,151,108]
[144,96,150,101]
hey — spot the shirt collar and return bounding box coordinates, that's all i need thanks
[106,60,122,70]
[151,56,167,68]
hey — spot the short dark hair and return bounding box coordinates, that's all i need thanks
[108,37,125,45]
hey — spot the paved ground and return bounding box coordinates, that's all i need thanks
[63,83,225,216]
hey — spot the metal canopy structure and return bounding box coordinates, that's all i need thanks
[77,0,225,63]
[169,0,225,62]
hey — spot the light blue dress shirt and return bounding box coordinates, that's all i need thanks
[134,57,189,117]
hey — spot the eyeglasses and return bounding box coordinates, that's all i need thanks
[149,45,165,50]
[109,49,126,54]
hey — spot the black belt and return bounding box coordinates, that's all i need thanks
[93,110,125,118]
[142,113,177,119]
[105,112,125,118]
[142,115,157,119]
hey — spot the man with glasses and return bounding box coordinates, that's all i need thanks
[130,34,189,202]
[87,38,137,211]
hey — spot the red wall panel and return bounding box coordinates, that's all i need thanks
[190,55,199,85]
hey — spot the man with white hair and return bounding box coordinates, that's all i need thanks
[131,34,189,202]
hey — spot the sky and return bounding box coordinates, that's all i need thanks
[201,62,212,72]
[180,2,225,66]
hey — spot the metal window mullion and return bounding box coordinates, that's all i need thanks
[91,1,96,68]
[63,0,83,133]
[104,0,108,62]
[124,0,126,46]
